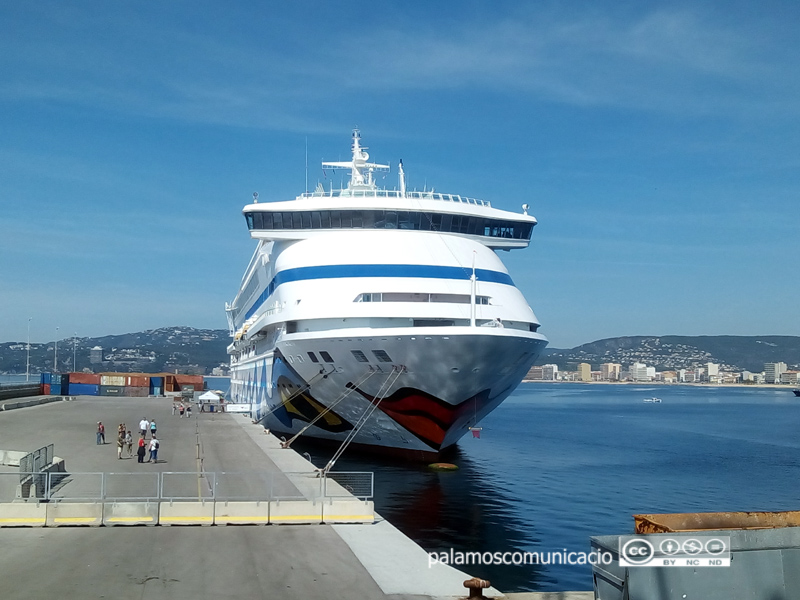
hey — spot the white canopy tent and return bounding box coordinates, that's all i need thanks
[198,391,220,401]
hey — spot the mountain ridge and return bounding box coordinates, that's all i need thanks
[2,329,799,375]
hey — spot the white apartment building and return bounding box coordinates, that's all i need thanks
[765,362,787,384]
[631,362,650,382]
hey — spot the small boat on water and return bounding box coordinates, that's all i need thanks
[793,390,800,397]
[643,397,662,403]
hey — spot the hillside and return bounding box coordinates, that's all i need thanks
[539,335,800,372]
[0,326,230,375]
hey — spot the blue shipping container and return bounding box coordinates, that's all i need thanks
[50,383,62,395]
[41,373,52,384]
[68,383,99,396]
[61,374,70,387]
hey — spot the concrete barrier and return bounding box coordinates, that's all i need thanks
[46,502,103,526]
[322,499,375,524]
[0,502,47,527]
[214,501,270,526]
[269,499,323,524]
[159,500,215,526]
[103,502,159,526]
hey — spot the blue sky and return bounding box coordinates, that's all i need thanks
[1,1,798,348]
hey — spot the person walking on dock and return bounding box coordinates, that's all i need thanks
[149,436,159,463]
[125,430,133,458]
[139,418,147,439]
[179,403,185,418]
[150,419,157,438]
[137,436,146,463]
[96,422,105,445]
[117,432,124,459]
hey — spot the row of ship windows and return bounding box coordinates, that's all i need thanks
[245,210,533,240]
[355,292,490,304]
[285,349,393,365]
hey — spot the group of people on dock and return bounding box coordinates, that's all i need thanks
[95,418,160,463]
[171,400,193,417]
[96,398,214,465]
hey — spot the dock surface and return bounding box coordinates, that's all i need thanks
[0,395,491,599]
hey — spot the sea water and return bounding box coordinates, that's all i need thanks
[310,382,800,592]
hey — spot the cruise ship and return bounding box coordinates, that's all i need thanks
[226,130,548,461]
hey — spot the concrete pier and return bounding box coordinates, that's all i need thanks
[0,395,507,599]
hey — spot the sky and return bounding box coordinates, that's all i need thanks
[1,1,799,349]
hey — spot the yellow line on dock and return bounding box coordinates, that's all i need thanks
[53,517,98,523]
[0,518,46,523]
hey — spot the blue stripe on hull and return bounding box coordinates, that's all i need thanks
[244,263,515,321]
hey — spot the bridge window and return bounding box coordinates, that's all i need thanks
[244,210,534,241]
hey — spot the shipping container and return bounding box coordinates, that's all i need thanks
[100,375,126,386]
[68,383,99,396]
[127,386,149,397]
[126,375,150,387]
[69,372,101,385]
[174,374,204,391]
[99,385,125,396]
[42,383,50,395]
[50,383,61,395]
[41,373,52,384]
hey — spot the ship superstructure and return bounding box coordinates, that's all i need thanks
[226,130,548,459]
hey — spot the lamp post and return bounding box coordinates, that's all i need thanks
[26,317,31,382]
[73,333,77,372]
[54,326,59,373]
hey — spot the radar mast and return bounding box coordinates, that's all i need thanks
[322,129,390,190]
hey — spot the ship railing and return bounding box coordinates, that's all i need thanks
[3,471,373,503]
[300,188,491,207]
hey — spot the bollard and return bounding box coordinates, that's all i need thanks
[463,577,490,599]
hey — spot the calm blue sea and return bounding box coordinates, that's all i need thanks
[297,383,800,592]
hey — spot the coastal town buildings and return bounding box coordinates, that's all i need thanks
[521,351,798,387]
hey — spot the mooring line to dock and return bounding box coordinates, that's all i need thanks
[322,366,405,474]
[280,367,377,449]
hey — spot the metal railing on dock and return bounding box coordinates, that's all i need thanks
[2,470,374,503]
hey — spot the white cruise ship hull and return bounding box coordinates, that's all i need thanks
[227,130,549,460]
[230,327,546,459]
